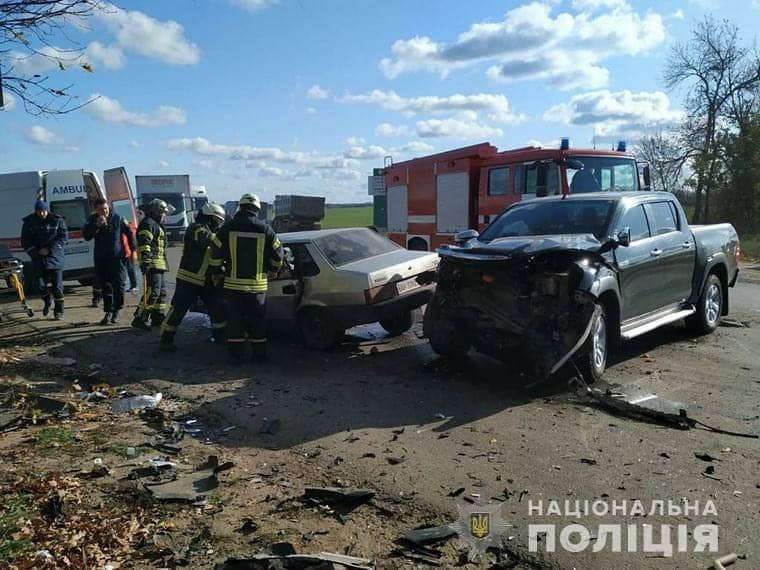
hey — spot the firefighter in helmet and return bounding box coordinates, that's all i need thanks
[132,198,173,331]
[159,202,228,351]
[209,193,283,364]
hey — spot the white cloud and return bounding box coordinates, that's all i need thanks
[129,140,140,148]
[158,160,169,168]
[24,125,59,145]
[230,0,278,12]
[526,138,560,148]
[671,9,685,19]
[341,89,525,123]
[379,1,666,90]
[416,112,504,139]
[1,92,16,111]
[343,137,388,160]
[305,106,317,116]
[307,84,329,99]
[259,166,289,178]
[84,41,126,70]
[65,145,81,153]
[399,140,435,154]
[167,137,357,170]
[543,89,683,140]
[96,3,200,65]
[86,94,187,127]
[375,122,409,137]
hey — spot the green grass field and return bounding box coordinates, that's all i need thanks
[321,206,373,229]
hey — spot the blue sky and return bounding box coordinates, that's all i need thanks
[2,0,758,203]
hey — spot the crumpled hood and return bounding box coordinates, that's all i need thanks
[439,234,603,261]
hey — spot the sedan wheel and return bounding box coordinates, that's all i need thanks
[298,308,342,350]
[379,310,413,336]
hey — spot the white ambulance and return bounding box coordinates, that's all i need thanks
[0,167,136,286]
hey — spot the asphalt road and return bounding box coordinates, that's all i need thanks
[2,247,759,568]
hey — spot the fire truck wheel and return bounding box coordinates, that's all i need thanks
[407,237,428,251]
[299,307,342,350]
[379,310,413,336]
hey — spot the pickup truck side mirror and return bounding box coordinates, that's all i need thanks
[454,229,479,244]
[616,227,631,247]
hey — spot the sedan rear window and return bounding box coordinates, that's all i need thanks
[480,199,616,241]
[314,228,400,267]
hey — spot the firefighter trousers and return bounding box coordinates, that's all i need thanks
[160,280,227,343]
[226,291,267,360]
[135,269,167,325]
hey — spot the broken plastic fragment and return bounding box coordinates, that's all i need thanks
[112,393,162,414]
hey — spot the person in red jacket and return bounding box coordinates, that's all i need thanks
[121,220,139,293]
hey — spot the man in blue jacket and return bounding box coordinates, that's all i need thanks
[21,200,68,320]
[83,198,137,325]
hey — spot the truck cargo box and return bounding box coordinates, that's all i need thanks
[274,195,325,220]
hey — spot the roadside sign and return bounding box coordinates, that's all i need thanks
[368,175,385,196]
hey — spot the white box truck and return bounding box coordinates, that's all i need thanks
[0,167,136,286]
[135,174,192,240]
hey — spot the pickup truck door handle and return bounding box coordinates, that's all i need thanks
[682,241,692,249]
[650,248,663,257]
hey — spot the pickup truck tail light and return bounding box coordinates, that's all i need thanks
[735,239,742,260]
[364,283,397,305]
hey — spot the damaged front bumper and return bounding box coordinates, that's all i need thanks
[426,247,606,378]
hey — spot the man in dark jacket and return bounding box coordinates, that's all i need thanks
[20,200,68,319]
[209,193,283,364]
[83,198,137,325]
[159,202,227,351]
[132,199,172,331]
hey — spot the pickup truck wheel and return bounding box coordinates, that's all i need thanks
[299,308,342,350]
[423,298,470,358]
[578,304,607,383]
[379,310,413,336]
[687,274,722,334]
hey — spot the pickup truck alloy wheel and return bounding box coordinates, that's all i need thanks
[592,312,607,372]
[705,282,721,325]
[578,304,607,382]
[688,274,723,334]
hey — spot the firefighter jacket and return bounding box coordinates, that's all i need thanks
[176,221,216,286]
[21,212,68,270]
[209,211,283,293]
[83,213,136,260]
[136,216,168,271]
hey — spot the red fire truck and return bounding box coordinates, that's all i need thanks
[374,139,650,250]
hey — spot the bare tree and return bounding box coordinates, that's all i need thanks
[665,17,760,222]
[1,0,104,115]
[635,129,690,195]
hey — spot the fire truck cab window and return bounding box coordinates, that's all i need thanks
[515,164,559,197]
[567,157,638,193]
[487,167,510,196]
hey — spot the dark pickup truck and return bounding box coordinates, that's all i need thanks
[423,192,740,381]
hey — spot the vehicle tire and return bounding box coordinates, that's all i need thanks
[687,273,723,335]
[423,298,469,358]
[577,304,607,383]
[407,237,428,251]
[298,307,342,350]
[379,309,413,336]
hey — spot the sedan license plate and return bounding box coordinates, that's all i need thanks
[395,277,420,295]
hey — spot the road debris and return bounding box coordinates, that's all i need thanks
[145,455,233,502]
[112,392,163,414]
[303,487,375,510]
[216,551,373,569]
[24,355,76,366]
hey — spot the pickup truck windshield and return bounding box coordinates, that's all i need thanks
[567,156,638,193]
[315,228,399,267]
[480,199,617,241]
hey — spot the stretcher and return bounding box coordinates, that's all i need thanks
[0,243,35,319]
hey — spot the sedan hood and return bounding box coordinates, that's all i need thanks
[439,234,603,261]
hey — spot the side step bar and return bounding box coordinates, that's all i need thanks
[621,308,696,341]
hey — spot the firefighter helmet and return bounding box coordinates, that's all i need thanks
[201,202,226,222]
[147,198,175,215]
[239,193,261,210]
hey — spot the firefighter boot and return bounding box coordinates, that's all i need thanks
[228,342,246,365]
[53,299,64,321]
[110,310,120,324]
[99,312,112,326]
[150,312,165,328]
[159,332,178,352]
[131,313,151,331]
[251,341,268,363]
